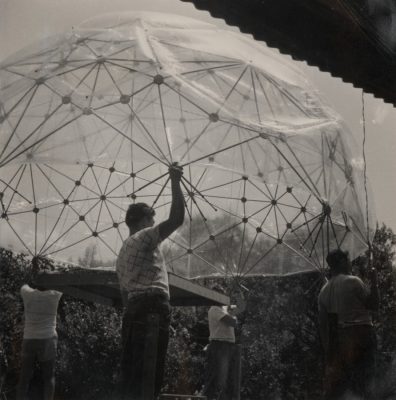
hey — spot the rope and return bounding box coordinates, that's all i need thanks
[361,91,372,264]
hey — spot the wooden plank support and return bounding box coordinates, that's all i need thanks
[36,267,230,307]
[49,285,116,307]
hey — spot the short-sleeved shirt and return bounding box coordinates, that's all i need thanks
[20,285,62,339]
[318,274,372,326]
[208,306,235,343]
[116,225,169,299]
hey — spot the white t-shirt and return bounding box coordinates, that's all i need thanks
[116,225,169,299]
[208,306,235,343]
[20,284,62,339]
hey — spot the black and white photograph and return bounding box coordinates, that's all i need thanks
[1,1,396,399]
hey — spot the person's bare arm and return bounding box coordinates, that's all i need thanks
[158,164,185,240]
[229,292,247,316]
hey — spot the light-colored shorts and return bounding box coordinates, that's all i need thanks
[21,337,58,362]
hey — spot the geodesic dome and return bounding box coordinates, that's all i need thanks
[0,12,374,278]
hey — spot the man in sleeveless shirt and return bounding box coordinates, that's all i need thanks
[203,287,245,400]
[116,164,184,400]
[318,249,379,399]
[16,260,62,400]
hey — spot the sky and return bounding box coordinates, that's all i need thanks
[0,0,395,232]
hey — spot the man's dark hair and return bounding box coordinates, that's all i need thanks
[125,203,155,228]
[26,256,40,288]
[326,249,349,274]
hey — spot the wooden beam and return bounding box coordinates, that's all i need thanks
[36,267,230,307]
[49,285,117,307]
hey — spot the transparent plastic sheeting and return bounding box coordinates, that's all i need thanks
[0,12,375,277]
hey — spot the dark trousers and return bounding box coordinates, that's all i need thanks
[324,325,376,400]
[120,294,171,400]
[203,340,235,400]
[16,338,58,400]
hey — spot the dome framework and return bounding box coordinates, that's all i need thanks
[0,13,373,278]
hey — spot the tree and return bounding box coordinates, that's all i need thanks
[78,245,101,268]
[371,224,396,353]
[77,244,115,268]
[163,213,313,278]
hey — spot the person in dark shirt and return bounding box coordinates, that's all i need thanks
[318,249,379,399]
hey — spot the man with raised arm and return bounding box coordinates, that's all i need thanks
[116,164,184,400]
[318,249,379,400]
